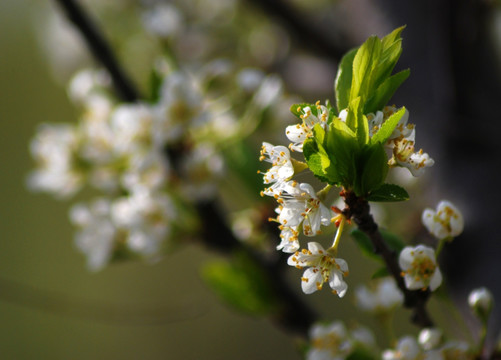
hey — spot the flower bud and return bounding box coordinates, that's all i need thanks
[468,287,493,321]
[418,328,442,350]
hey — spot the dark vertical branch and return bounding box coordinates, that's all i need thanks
[54,0,140,102]
[343,190,434,328]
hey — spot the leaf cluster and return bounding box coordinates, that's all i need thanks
[297,27,410,202]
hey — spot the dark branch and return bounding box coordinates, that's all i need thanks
[54,0,140,102]
[243,0,352,63]
[343,190,434,328]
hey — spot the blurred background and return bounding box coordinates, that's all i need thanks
[1,0,501,359]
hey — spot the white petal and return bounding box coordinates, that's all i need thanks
[302,267,323,294]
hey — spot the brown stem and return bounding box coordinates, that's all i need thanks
[54,0,140,102]
[342,190,434,328]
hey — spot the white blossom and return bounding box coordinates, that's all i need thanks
[288,242,349,296]
[399,245,442,291]
[422,200,464,240]
[154,71,206,144]
[259,142,294,196]
[276,182,332,236]
[306,321,352,360]
[276,226,299,253]
[111,190,174,257]
[142,3,183,39]
[121,150,169,194]
[27,123,83,198]
[382,336,422,360]
[68,68,110,105]
[391,138,434,177]
[418,328,443,351]
[286,104,328,152]
[111,103,155,155]
[355,277,404,313]
[69,198,117,271]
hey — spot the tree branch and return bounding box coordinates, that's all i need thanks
[243,0,352,63]
[54,0,140,102]
[342,190,434,328]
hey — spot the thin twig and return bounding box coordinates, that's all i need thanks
[54,0,140,102]
[342,190,434,328]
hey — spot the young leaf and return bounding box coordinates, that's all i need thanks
[351,36,382,103]
[380,229,406,253]
[381,26,406,50]
[364,70,410,114]
[366,183,409,202]
[335,48,357,112]
[372,27,405,87]
[346,97,369,147]
[370,106,407,145]
[371,267,390,279]
[201,255,276,315]
[357,143,388,196]
[324,120,359,188]
[351,229,381,262]
[303,138,331,183]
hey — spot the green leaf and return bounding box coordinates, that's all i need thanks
[366,183,409,202]
[357,143,389,196]
[303,138,331,183]
[380,228,406,253]
[335,48,357,112]
[370,106,407,144]
[324,121,359,187]
[351,229,381,262]
[201,254,276,315]
[371,267,390,279]
[381,26,406,50]
[351,36,382,103]
[372,26,405,87]
[346,348,377,360]
[346,97,369,147]
[364,70,410,114]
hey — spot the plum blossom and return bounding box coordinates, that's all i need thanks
[69,198,117,271]
[286,103,329,152]
[306,321,352,360]
[276,182,332,236]
[27,123,84,198]
[422,200,464,240]
[259,142,294,196]
[288,242,349,296]
[399,245,442,291]
[355,277,404,313]
[276,225,300,253]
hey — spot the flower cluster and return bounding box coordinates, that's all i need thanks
[306,321,375,360]
[29,61,285,269]
[382,329,473,360]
